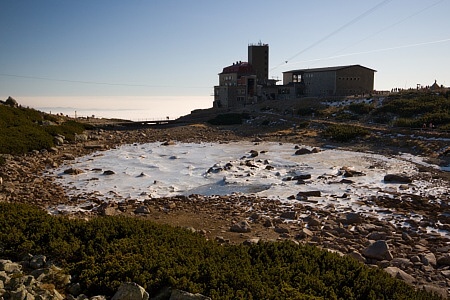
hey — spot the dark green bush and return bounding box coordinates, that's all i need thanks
[0,105,89,154]
[323,124,370,142]
[348,102,374,115]
[43,120,87,141]
[0,203,441,299]
[335,111,360,121]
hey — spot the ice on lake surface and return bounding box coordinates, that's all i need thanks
[51,141,449,233]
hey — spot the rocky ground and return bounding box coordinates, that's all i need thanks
[1,120,450,299]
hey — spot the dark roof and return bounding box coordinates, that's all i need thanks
[220,62,254,75]
[283,64,376,74]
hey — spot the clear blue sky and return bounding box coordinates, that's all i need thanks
[1,0,449,108]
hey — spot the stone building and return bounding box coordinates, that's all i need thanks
[213,44,376,108]
[282,65,376,97]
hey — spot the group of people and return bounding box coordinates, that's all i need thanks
[423,122,435,130]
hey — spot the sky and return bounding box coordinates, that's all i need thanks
[1,0,449,117]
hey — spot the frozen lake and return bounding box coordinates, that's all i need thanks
[52,142,449,225]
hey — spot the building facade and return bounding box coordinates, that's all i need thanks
[282,65,376,97]
[214,44,376,108]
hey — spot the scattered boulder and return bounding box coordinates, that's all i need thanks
[384,174,412,184]
[161,141,176,146]
[296,228,314,239]
[63,168,84,175]
[134,206,151,214]
[54,136,65,146]
[0,260,21,273]
[111,282,149,300]
[29,254,46,269]
[362,240,393,261]
[437,254,450,267]
[75,133,89,142]
[230,220,251,233]
[420,284,448,299]
[296,191,321,198]
[343,212,363,225]
[103,170,116,175]
[347,251,366,263]
[294,148,312,155]
[421,252,437,267]
[280,211,298,220]
[384,267,416,285]
[249,150,258,157]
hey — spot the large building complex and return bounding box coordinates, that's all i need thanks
[213,44,376,108]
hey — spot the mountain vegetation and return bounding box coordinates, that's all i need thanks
[0,104,90,156]
[0,202,442,299]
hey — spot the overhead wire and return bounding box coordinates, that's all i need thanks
[326,0,446,58]
[270,0,393,71]
[284,38,450,67]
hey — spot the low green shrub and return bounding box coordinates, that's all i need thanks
[323,124,370,142]
[348,102,374,115]
[0,203,441,299]
[0,105,89,154]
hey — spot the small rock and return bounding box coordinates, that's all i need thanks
[30,254,46,269]
[295,228,314,239]
[169,289,211,300]
[384,174,412,184]
[344,212,363,225]
[134,206,150,214]
[294,148,312,155]
[63,168,84,175]
[280,211,298,220]
[421,252,436,267]
[437,253,450,267]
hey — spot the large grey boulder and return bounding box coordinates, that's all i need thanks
[362,240,393,261]
[384,267,416,285]
[112,282,149,300]
[230,220,251,233]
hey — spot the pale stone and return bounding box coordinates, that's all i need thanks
[111,282,149,300]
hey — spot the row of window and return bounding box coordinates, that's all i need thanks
[338,77,361,80]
